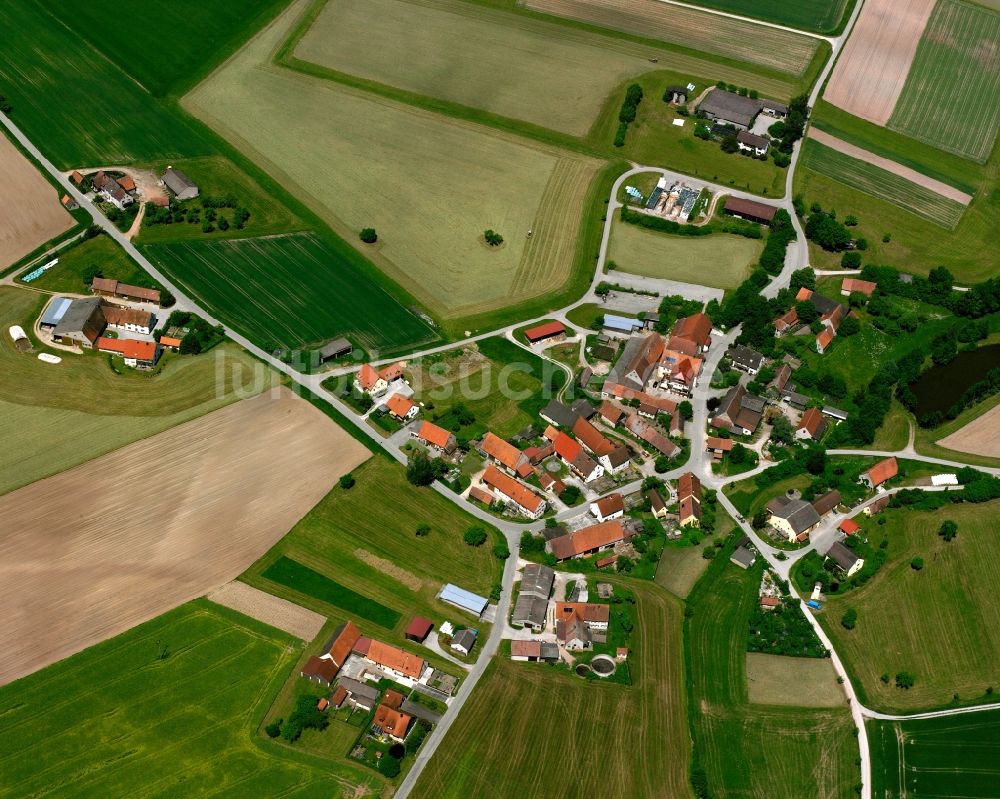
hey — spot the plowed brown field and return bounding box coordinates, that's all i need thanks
[0,388,369,685]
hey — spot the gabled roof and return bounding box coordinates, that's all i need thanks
[839,518,861,535]
[549,520,626,559]
[555,602,610,624]
[770,363,792,391]
[523,321,565,341]
[816,327,834,351]
[648,490,667,513]
[769,499,821,534]
[737,130,769,149]
[416,420,453,449]
[796,287,814,301]
[324,620,361,668]
[699,89,763,126]
[365,640,425,679]
[95,337,158,361]
[863,457,898,487]
[810,489,842,516]
[797,407,827,439]
[677,471,701,502]
[669,312,712,351]
[606,384,677,414]
[481,431,528,471]
[378,362,404,382]
[706,436,734,451]
[724,196,777,222]
[386,393,416,418]
[404,617,433,640]
[773,307,798,332]
[826,541,861,571]
[372,704,413,737]
[594,493,624,517]
[162,166,198,194]
[842,278,876,297]
[540,399,583,428]
[606,333,664,390]
[482,465,544,514]
[572,416,615,457]
[679,496,702,522]
[301,655,338,683]
[728,345,765,371]
[598,401,624,425]
[553,431,583,462]
[357,363,382,391]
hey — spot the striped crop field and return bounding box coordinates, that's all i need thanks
[147,233,438,354]
[888,0,1000,163]
[523,0,821,78]
[801,140,966,228]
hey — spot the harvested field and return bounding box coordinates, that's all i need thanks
[296,0,657,136]
[0,388,369,686]
[354,548,423,591]
[207,580,326,639]
[936,402,1000,457]
[184,0,600,319]
[746,653,846,707]
[801,139,966,228]
[0,132,73,269]
[824,0,936,126]
[888,0,1000,162]
[523,0,820,77]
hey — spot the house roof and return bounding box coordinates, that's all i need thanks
[594,493,624,517]
[816,327,834,351]
[70,170,84,184]
[864,457,898,487]
[724,196,777,222]
[161,167,198,194]
[324,620,361,668]
[523,320,565,341]
[417,420,453,449]
[540,399,583,428]
[729,345,765,371]
[549,520,626,559]
[762,99,787,113]
[382,689,405,710]
[96,337,158,361]
[839,518,861,535]
[513,593,549,628]
[706,436,734,451]
[482,465,544,513]
[595,554,618,568]
[605,445,631,468]
[553,431,583,463]
[598,401,624,425]
[770,499,821,534]
[117,175,136,192]
[404,617,433,640]
[320,337,352,358]
[826,541,861,571]
[373,704,413,737]
[647,490,667,513]
[386,393,416,418]
[842,278,877,297]
[669,313,712,352]
[378,363,403,382]
[811,490,842,516]
[796,287,813,301]
[606,384,677,414]
[737,130,769,149]
[468,485,495,505]
[482,432,527,471]
[556,602,610,624]
[603,314,643,332]
[102,306,152,329]
[679,496,702,522]
[731,547,756,568]
[699,89,762,126]
[520,563,555,599]
[606,332,665,390]
[572,416,615,456]
[660,350,702,385]
[512,640,544,658]
[823,406,849,420]
[366,640,425,679]
[338,676,380,704]
[771,363,792,391]
[452,628,477,649]
[773,307,798,332]
[439,583,489,615]
[677,471,701,501]
[159,335,182,347]
[331,686,348,707]
[357,363,381,390]
[91,277,160,303]
[760,595,781,607]
[628,416,678,457]
[301,655,338,683]
[797,407,827,439]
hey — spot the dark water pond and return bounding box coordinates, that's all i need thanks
[909,344,1000,415]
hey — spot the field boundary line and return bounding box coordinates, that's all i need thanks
[808,129,973,204]
[648,0,832,41]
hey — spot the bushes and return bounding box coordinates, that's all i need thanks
[805,207,852,251]
[483,229,504,246]
[464,526,488,546]
[613,83,643,146]
[840,608,857,630]
[405,719,431,755]
[280,694,329,742]
[747,600,828,658]
[841,251,861,268]
[164,310,224,354]
[359,227,377,243]
[758,209,796,275]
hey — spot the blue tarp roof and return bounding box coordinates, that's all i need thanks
[603,314,641,331]
[438,583,488,615]
[41,297,72,326]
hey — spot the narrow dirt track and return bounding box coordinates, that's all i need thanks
[0,388,369,686]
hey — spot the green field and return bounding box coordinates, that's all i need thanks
[0,600,378,798]
[0,3,211,167]
[521,0,821,77]
[41,0,288,97]
[820,502,1000,712]
[262,556,401,628]
[609,219,761,290]
[869,709,1000,799]
[184,0,599,321]
[672,0,850,33]
[0,287,276,495]
[411,581,691,798]
[146,233,437,355]
[19,234,154,293]
[241,456,502,638]
[801,139,967,229]
[888,0,1000,163]
[686,556,860,798]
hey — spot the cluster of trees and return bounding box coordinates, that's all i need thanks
[160,310,224,354]
[359,227,378,243]
[767,94,810,156]
[890,469,1000,509]
[267,694,329,742]
[860,264,954,307]
[747,599,829,658]
[714,80,759,98]
[804,204,854,251]
[0,93,11,113]
[955,276,1000,319]
[653,294,704,334]
[463,526,488,546]
[406,451,450,486]
[758,209,796,275]
[483,229,504,246]
[613,83,643,147]
[840,608,857,630]
[144,199,249,233]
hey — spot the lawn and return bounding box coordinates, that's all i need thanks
[40,0,289,97]
[134,155,304,244]
[654,542,712,597]
[800,140,966,229]
[671,0,851,34]
[184,0,600,321]
[608,218,761,290]
[0,600,379,798]
[146,233,438,355]
[686,556,860,799]
[819,502,1000,712]
[494,0,822,79]
[887,0,1000,163]
[241,456,502,639]
[0,3,211,168]
[869,709,1000,799]
[0,286,277,495]
[410,580,692,798]
[19,233,154,293]
[745,653,845,707]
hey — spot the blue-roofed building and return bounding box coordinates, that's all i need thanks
[603,314,643,337]
[40,297,73,329]
[437,583,489,617]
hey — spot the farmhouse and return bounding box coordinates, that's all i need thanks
[795,407,828,441]
[668,313,712,356]
[604,332,664,392]
[539,398,595,428]
[513,563,554,630]
[598,401,625,427]
[102,306,154,335]
[815,327,834,354]
[404,617,433,643]
[841,278,876,297]
[826,541,864,577]
[92,171,133,210]
[555,602,610,650]
[737,130,769,156]
[523,320,565,343]
[451,629,477,656]
[552,431,604,482]
[96,337,160,369]
[386,393,418,421]
[728,345,765,375]
[572,416,616,458]
[706,436,734,455]
[91,277,161,306]
[161,167,199,200]
[321,620,361,669]
[319,336,352,362]
[52,297,105,348]
[810,490,842,517]
[677,471,702,527]
[766,496,821,542]
[723,196,777,226]
[861,457,898,489]
[413,420,456,454]
[337,677,380,712]
[300,656,338,687]
[659,349,702,396]
[481,465,546,519]
[548,519,626,561]
[511,640,559,662]
[625,414,679,458]
[372,704,413,743]
[438,583,489,617]
[481,431,531,476]
[590,492,624,523]
[839,518,861,536]
[360,639,426,682]
[698,88,762,129]
[713,384,764,435]
[773,307,798,336]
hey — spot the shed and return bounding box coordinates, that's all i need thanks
[822,406,849,421]
[161,167,199,200]
[320,337,353,361]
[603,314,643,335]
[730,547,756,570]
[40,297,73,328]
[437,583,489,616]
[404,616,433,642]
[723,196,777,225]
[523,321,565,343]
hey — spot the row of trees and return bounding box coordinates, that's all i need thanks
[613,84,643,147]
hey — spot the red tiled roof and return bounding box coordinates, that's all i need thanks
[598,401,624,425]
[469,485,495,505]
[102,306,152,329]
[382,689,405,710]
[773,307,798,331]
[417,420,453,449]
[95,337,157,362]
[677,471,701,501]
[482,464,544,513]
[606,384,677,414]
[118,175,136,192]
[679,496,702,522]
[378,362,404,382]
[159,335,182,348]
[317,697,330,711]
[670,312,712,350]
[572,416,615,456]
[797,407,825,438]
[357,363,381,391]
[523,321,565,341]
[553,431,583,462]
[842,278,876,297]
[555,602,610,624]
[331,686,348,707]
[301,655,338,682]
[326,621,361,668]
[725,196,777,222]
[366,640,425,679]
[512,640,542,658]
[839,518,861,535]
[542,424,559,442]
[404,617,433,640]
[549,520,625,559]
[864,457,898,487]
[482,431,527,471]
[386,393,416,419]
[352,636,372,656]
[594,493,624,517]
[69,170,84,185]
[816,327,834,351]
[373,704,413,737]
[760,596,781,607]
[595,555,618,568]
[706,436,734,451]
[796,287,814,301]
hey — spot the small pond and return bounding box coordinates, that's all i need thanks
[909,344,1000,416]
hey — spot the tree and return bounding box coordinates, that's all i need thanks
[338,473,355,490]
[217,216,230,231]
[359,227,377,243]
[483,229,504,246]
[721,133,739,154]
[415,522,431,537]
[896,671,915,689]
[841,608,857,630]
[838,316,860,337]
[844,215,859,227]
[493,536,510,560]
[406,451,436,486]
[679,400,693,421]
[841,251,861,268]
[729,443,749,465]
[770,414,794,445]
[790,267,816,292]
[654,455,671,473]
[796,300,819,324]
[379,755,401,778]
[938,520,958,541]
[559,485,582,504]
[752,510,768,529]
[464,526,488,546]
[910,557,924,571]
[805,446,826,475]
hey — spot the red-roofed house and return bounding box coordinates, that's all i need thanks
[386,393,418,421]
[548,520,626,561]
[667,313,712,356]
[481,465,546,519]
[760,596,781,610]
[677,472,702,528]
[372,704,413,743]
[553,431,604,482]
[839,518,861,536]
[590,492,624,522]
[572,416,615,457]
[659,349,702,395]
[300,655,338,686]
[323,620,362,669]
[523,321,565,343]
[773,306,798,337]
[481,431,530,474]
[841,278,876,297]
[404,617,433,642]
[378,362,405,383]
[363,640,426,682]
[95,337,159,368]
[861,457,898,490]
[469,484,495,505]
[816,327,834,354]
[795,407,828,441]
[706,436,734,454]
[355,363,388,396]
[159,335,182,350]
[413,420,456,453]
[796,287,814,301]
